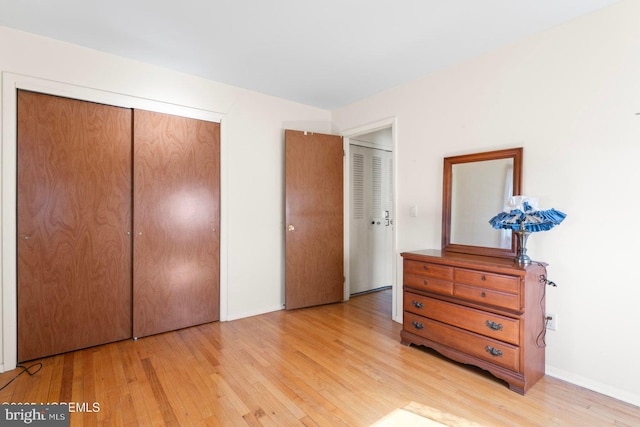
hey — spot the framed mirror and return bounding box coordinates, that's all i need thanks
[442,147,522,258]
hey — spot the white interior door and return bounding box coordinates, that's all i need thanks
[349,144,393,294]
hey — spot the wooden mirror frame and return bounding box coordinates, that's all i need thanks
[442,147,523,258]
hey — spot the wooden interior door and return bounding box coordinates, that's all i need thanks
[285,130,344,309]
[17,90,133,362]
[133,110,220,338]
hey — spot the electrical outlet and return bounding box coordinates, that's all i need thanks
[545,313,557,331]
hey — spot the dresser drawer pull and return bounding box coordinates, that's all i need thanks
[412,300,424,309]
[412,321,424,330]
[423,280,428,286]
[481,292,486,298]
[423,265,428,271]
[485,346,503,357]
[485,320,503,331]
[481,275,486,281]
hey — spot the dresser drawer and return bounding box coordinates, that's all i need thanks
[454,284,521,311]
[403,293,520,345]
[455,268,519,294]
[404,312,520,371]
[404,260,453,281]
[404,274,453,295]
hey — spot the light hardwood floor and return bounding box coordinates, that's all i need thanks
[2,290,638,426]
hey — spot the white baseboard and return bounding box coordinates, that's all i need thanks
[225,304,284,322]
[546,365,640,408]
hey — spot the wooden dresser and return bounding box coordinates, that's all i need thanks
[400,249,547,394]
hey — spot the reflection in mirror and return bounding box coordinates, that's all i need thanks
[450,159,513,248]
[442,147,522,258]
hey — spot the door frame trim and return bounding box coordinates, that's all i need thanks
[1,72,228,371]
[341,117,400,323]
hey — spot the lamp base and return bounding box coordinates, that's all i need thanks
[514,230,531,266]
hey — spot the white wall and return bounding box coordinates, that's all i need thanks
[333,0,640,407]
[0,26,331,368]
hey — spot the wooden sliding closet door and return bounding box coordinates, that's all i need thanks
[17,90,133,362]
[133,110,220,338]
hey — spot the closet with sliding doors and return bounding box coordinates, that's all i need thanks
[17,90,220,362]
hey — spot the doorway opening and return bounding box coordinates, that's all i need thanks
[344,121,398,321]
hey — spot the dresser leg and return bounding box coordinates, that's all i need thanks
[508,383,526,395]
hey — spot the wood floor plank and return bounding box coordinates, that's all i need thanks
[1,290,639,426]
[140,357,181,426]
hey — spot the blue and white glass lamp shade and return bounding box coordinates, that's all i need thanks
[489,196,566,266]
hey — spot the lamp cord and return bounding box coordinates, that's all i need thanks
[535,264,557,348]
[0,362,43,392]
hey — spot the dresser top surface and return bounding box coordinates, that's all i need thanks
[401,249,547,273]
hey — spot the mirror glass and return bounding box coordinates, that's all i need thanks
[442,148,522,258]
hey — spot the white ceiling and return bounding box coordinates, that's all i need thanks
[0,0,621,109]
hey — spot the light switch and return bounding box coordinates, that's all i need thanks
[410,205,418,217]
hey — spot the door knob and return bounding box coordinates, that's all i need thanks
[288,224,295,232]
